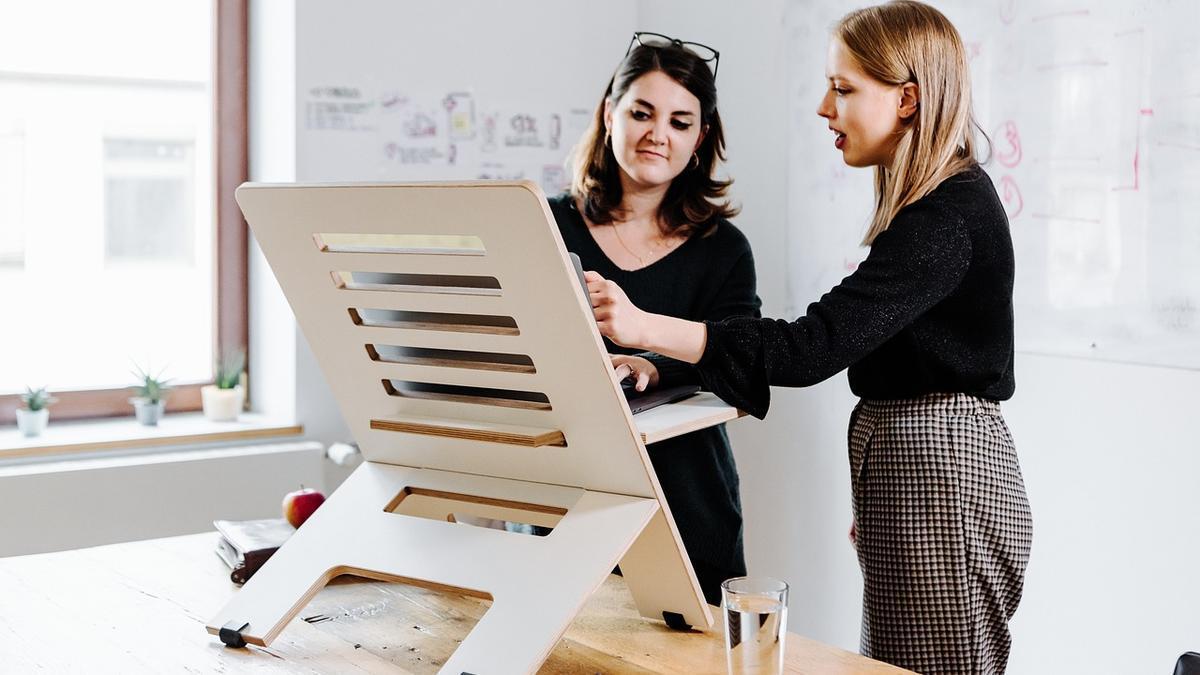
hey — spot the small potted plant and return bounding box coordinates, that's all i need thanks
[129,364,171,426]
[16,386,57,437]
[202,348,245,422]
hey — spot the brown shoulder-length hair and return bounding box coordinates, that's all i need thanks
[570,41,738,238]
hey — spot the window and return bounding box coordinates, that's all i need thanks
[0,0,246,424]
[0,125,23,269]
[104,138,197,264]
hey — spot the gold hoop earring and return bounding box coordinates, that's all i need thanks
[689,151,700,170]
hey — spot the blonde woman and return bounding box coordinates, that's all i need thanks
[585,2,1031,673]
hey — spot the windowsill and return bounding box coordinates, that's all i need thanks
[0,412,303,461]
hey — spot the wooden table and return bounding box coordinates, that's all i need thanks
[0,533,911,673]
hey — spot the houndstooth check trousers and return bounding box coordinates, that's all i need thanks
[849,393,1033,674]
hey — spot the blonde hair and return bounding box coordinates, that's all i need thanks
[836,0,985,245]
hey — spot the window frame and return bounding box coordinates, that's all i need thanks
[0,0,248,425]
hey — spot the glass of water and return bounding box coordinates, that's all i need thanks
[721,576,789,675]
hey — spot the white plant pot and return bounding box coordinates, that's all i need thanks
[131,398,166,426]
[201,385,244,422]
[15,408,49,437]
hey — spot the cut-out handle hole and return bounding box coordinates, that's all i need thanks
[350,308,519,335]
[333,271,501,296]
[367,344,535,374]
[387,486,564,536]
[383,379,550,411]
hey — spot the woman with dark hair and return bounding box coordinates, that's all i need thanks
[547,32,761,605]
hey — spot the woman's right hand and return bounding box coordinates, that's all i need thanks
[586,270,708,364]
[587,271,651,349]
[611,354,660,392]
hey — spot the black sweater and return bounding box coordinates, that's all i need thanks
[698,165,1015,419]
[547,193,761,586]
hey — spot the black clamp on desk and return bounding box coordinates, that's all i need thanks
[219,620,250,648]
[663,611,692,631]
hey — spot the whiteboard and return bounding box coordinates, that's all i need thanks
[292,0,636,194]
[785,0,1200,370]
[299,85,593,195]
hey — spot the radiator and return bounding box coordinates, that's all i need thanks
[0,441,326,557]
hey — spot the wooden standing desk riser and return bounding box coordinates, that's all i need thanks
[210,181,744,673]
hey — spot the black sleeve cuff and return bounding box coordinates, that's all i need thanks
[695,319,771,419]
[639,352,700,388]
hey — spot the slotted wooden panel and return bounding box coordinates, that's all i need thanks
[237,182,662,498]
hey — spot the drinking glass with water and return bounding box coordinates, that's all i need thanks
[721,576,789,675]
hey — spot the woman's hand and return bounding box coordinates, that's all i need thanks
[587,271,651,349]
[611,354,659,392]
[584,270,708,364]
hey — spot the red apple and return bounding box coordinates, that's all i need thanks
[282,486,325,528]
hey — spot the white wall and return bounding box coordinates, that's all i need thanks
[253,1,1200,672]
[1003,356,1200,674]
[247,0,297,427]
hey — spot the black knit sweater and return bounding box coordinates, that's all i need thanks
[547,193,761,602]
[698,165,1015,419]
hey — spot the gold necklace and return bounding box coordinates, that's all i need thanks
[609,221,672,267]
[610,222,647,266]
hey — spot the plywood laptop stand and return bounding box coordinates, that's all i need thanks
[207,181,743,674]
